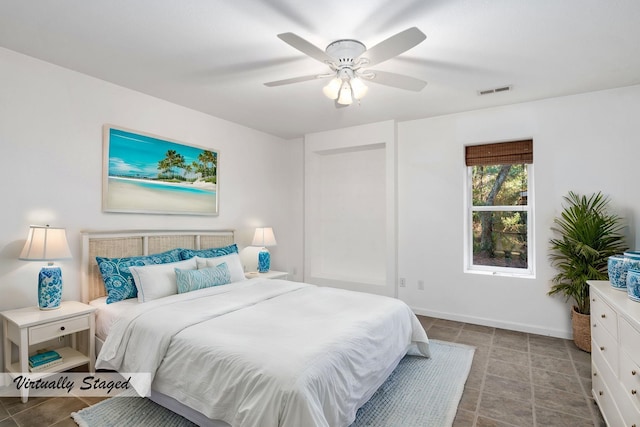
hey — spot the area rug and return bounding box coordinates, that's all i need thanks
[72,340,474,427]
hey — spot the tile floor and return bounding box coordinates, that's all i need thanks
[418,316,605,427]
[0,316,605,427]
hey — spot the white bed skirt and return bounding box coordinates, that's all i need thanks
[150,390,230,427]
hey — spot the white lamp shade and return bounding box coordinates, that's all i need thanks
[322,78,342,100]
[19,225,72,261]
[350,77,369,100]
[252,227,277,247]
[337,82,353,105]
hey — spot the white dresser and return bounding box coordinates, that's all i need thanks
[590,280,640,426]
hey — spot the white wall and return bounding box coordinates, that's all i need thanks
[0,47,303,318]
[304,121,397,297]
[397,85,640,338]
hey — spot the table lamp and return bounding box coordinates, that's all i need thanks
[19,225,72,310]
[252,227,277,273]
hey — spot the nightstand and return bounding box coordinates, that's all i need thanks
[1,301,96,402]
[245,270,288,280]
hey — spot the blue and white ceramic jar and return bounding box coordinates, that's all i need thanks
[608,255,628,290]
[623,251,640,281]
[625,251,640,261]
[627,269,640,302]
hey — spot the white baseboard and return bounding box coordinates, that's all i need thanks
[411,306,572,340]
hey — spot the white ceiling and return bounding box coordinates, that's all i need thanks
[1,0,640,139]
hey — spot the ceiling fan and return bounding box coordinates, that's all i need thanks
[264,27,428,106]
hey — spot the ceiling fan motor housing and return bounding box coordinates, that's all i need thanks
[325,39,366,66]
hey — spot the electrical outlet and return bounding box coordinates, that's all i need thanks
[418,280,424,290]
[399,278,406,287]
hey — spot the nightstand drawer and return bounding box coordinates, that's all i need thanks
[29,315,90,344]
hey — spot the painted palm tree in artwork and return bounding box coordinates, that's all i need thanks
[183,163,194,181]
[158,150,187,180]
[192,150,217,184]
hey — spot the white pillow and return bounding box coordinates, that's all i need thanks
[129,258,197,303]
[195,254,246,283]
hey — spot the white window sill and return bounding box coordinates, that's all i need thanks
[464,268,535,279]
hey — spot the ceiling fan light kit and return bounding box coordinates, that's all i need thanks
[265,27,428,107]
[349,77,369,99]
[337,81,354,105]
[323,68,370,105]
[323,77,342,99]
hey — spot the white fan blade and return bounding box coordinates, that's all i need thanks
[359,27,426,67]
[364,70,427,91]
[264,74,327,87]
[277,33,333,64]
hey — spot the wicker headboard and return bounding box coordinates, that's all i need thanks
[80,229,235,303]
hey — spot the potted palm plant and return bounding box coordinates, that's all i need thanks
[548,191,627,352]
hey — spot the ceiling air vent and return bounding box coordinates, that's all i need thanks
[477,85,512,96]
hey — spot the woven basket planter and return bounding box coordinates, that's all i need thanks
[571,306,591,353]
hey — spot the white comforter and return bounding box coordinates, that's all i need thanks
[96,279,430,427]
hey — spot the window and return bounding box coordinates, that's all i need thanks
[464,140,534,276]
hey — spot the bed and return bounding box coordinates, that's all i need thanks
[81,229,430,427]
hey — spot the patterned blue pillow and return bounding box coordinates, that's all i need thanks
[175,263,231,293]
[97,248,183,304]
[179,244,238,260]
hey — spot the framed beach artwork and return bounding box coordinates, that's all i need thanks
[102,125,219,215]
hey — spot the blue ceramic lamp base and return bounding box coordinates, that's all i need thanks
[38,265,63,310]
[258,249,271,273]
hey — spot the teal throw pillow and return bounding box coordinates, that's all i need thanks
[179,244,238,260]
[96,248,183,304]
[175,263,231,293]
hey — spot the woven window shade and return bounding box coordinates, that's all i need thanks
[465,140,533,166]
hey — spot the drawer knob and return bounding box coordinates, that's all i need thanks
[599,391,604,396]
[593,324,597,327]
[601,314,606,318]
[60,326,66,331]
[600,346,605,351]
[633,389,638,395]
[592,298,596,301]
[594,372,598,377]
[633,370,637,376]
